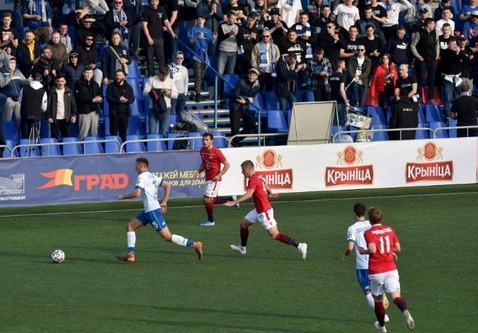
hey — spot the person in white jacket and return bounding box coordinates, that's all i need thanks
[382,0,413,41]
[143,65,178,137]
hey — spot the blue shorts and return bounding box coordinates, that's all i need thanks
[356,269,370,293]
[137,209,167,232]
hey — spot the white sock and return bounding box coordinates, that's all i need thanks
[366,292,375,308]
[127,231,136,250]
[171,234,188,246]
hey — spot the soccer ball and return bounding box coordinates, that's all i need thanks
[51,249,65,263]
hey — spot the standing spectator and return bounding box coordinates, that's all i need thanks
[106,69,135,142]
[434,0,456,22]
[225,160,308,260]
[143,65,178,137]
[22,0,53,44]
[460,0,478,23]
[359,207,416,332]
[386,25,410,67]
[0,12,19,62]
[73,33,103,87]
[316,4,334,35]
[196,0,224,33]
[339,25,360,65]
[438,23,453,51]
[12,0,25,30]
[217,12,239,77]
[75,14,106,49]
[16,29,41,79]
[83,0,110,15]
[440,39,466,119]
[307,47,332,101]
[394,63,418,104]
[168,51,188,116]
[462,10,478,42]
[188,16,217,102]
[318,21,341,69]
[32,46,60,93]
[291,11,315,62]
[410,18,439,104]
[251,28,281,91]
[101,31,132,85]
[369,53,398,112]
[307,0,325,30]
[369,0,388,35]
[123,0,144,59]
[58,23,73,53]
[347,44,371,108]
[451,82,478,137]
[63,51,85,90]
[263,8,288,49]
[280,29,306,64]
[19,71,47,139]
[161,0,180,65]
[142,0,177,76]
[236,13,259,74]
[333,0,360,35]
[341,203,390,321]
[74,66,103,140]
[435,7,455,36]
[361,24,385,70]
[223,0,248,24]
[47,32,69,70]
[411,7,430,36]
[382,0,412,42]
[104,0,134,46]
[277,0,302,29]
[457,35,477,88]
[47,74,77,140]
[356,5,382,39]
[329,59,349,125]
[0,56,28,135]
[275,52,305,112]
[195,132,234,227]
[228,68,261,147]
[116,157,204,263]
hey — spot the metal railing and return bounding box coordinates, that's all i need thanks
[332,127,433,143]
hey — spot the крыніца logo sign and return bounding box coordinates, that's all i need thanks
[255,149,293,189]
[406,142,453,182]
[38,169,129,191]
[325,146,374,186]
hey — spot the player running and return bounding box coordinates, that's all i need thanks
[360,207,415,332]
[224,160,307,259]
[117,157,203,262]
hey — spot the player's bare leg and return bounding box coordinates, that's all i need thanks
[390,291,415,330]
[230,219,252,255]
[268,226,307,260]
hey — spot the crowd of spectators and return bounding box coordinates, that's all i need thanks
[1,0,478,152]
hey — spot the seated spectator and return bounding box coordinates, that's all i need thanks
[48,31,69,70]
[16,29,41,79]
[22,0,52,44]
[47,74,78,140]
[102,31,132,86]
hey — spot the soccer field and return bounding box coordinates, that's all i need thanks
[1,185,477,333]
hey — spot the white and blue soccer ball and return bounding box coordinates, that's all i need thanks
[51,249,65,263]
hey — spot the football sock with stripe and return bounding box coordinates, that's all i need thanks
[127,231,136,253]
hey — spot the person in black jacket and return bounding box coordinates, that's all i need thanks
[73,33,103,86]
[16,29,41,78]
[229,68,261,147]
[104,0,134,45]
[20,71,47,139]
[74,66,103,140]
[106,69,135,142]
[47,74,77,140]
[275,53,306,113]
[101,31,132,85]
[451,82,478,137]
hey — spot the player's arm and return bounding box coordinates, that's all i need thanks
[393,241,401,253]
[224,188,254,207]
[358,242,376,255]
[117,187,141,200]
[342,241,355,261]
[264,183,278,198]
[196,161,205,177]
[160,180,171,212]
[214,159,230,180]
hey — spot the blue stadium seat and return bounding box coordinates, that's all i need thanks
[301,90,315,102]
[331,125,345,142]
[146,134,166,151]
[267,110,289,133]
[19,139,41,157]
[41,118,51,138]
[223,74,240,98]
[263,91,280,110]
[70,121,80,138]
[370,124,389,141]
[211,130,229,148]
[3,140,18,158]
[2,121,19,143]
[125,134,145,152]
[104,135,122,153]
[249,93,267,115]
[425,104,445,123]
[84,136,104,154]
[415,123,430,140]
[126,60,141,79]
[130,100,145,117]
[448,119,457,138]
[168,114,179,132]
[366,106,387,125]
[430,121,448,138]
[127,78,144,101]
[127,115,145,136]
[62,137,83,155]
[188,131,203,149]
[41,138,62,156]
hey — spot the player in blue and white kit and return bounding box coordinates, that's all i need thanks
[342,203,389,321]
[117,157,204,263]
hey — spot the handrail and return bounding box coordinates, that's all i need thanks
[228,133,287,147]
[0,144,12,158]
[332,127,433,143]
[432,124,478,138]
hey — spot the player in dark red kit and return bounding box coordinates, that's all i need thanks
[360,207,415,332]
[196,132,237,227]
[225,160,307,259]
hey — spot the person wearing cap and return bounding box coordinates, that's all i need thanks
[75,14,106,48]
[0,55,29,140]
[168,51,189,116]
[63,51,85,90]
[462,10,478,41]
[460,0,478,22]
[228,68,261,147]
[411,18,439,104]
[264,7,288,47]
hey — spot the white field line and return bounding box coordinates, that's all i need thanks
[2,190,477,218]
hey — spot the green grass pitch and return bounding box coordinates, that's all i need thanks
[1,185,477,333]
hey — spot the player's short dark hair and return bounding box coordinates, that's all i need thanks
[368,208,383,224]
[136,157,149,167]
[241,160,254,169]
[354,203,366,217]
[203,132,213,140]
